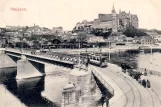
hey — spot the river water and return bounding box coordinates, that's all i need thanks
[0,51,161,107]
[0,68,68,107]
[136,52,161,72]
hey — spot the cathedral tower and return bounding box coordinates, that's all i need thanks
[111,3,118,33]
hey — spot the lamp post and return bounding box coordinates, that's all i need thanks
[108,41,111,61]
[150,38,153,64]
[78,36,81,70]
[21,35,24,54]
[100,47,102,61]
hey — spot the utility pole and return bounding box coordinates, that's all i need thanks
[79,36,81,70]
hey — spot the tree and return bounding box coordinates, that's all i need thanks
[77,32,88,42]
[52,39,61,44]
[123,26,148,37]
[91,28,112,38]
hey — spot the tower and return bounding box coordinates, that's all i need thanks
[128,11,131,27]
[111,3,118,33]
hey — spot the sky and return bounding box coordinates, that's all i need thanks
[0,0,161,30]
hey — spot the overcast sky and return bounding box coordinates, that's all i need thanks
[0,0,161,30]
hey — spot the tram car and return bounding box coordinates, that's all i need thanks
[88,54,107,67]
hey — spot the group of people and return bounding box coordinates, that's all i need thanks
[141,79,151,88]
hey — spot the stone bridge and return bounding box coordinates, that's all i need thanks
[0,48,87,79]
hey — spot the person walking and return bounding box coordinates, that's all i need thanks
[104,96,109,107]
[101,96,105,107]
[147,79,151,88]
[142,79,146,88]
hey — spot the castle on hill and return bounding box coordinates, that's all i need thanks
[74,4,139,33]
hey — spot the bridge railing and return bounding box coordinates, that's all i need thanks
[90,66,114,96]
[6,48,88,66]
[137,68,161,77]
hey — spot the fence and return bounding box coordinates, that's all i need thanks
[137,68,161,77]
[90,67,114,96]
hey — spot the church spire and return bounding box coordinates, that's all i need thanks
[112,3,116,13]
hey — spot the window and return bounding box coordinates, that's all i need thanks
[63,91,73,104]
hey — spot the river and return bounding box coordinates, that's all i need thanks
[0,68,68,107]
[136,52,161,72]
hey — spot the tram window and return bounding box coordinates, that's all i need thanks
[97,57,99,61]
[102,58,106,62]
[93,57,95,60]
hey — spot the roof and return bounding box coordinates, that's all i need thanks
[126,37,134,40]
[87,36,106,43]
[63,84,74,89]
[131,15,138,21]
[86,21,93,25]
[99,14,113,22]
[118,11,129,19]
[138,36,153,40]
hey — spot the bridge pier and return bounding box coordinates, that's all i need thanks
[0,49,17,69]
[16,55,43,79]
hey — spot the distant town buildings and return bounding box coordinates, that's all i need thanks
[74,4,139,33]
[52,27,64,36]
[4,24,65,36]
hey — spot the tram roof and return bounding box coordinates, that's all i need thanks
[88,53,107,58]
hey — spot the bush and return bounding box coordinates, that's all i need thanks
[123,26,148,37]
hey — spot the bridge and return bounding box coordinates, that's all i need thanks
[0,48,88,79]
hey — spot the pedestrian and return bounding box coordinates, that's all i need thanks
[101,95,105,107]
[147,79,151,88]
[142,79,146,88]
[138,77,142,84]
[104,96,109,107]
[86,60,88,68]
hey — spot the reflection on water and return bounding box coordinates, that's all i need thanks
[0,67,16,83]
[137,52,161,72]
[0,68,68,107]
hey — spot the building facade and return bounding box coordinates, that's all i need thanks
[74,4,139,33]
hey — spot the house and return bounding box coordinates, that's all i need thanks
[125,37,134,42]
[139,36,154,45]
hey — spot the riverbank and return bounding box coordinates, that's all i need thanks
[49,45,161,54]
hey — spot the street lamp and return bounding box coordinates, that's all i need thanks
[150,38,153,64]
[21,36,24,53]
[108,41,111,61]
[78,36,81,70]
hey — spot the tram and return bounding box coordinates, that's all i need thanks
[88,54,107,67]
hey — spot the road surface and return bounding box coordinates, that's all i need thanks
[92,63,161,107]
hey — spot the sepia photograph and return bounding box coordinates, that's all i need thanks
[0,0,161,107]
